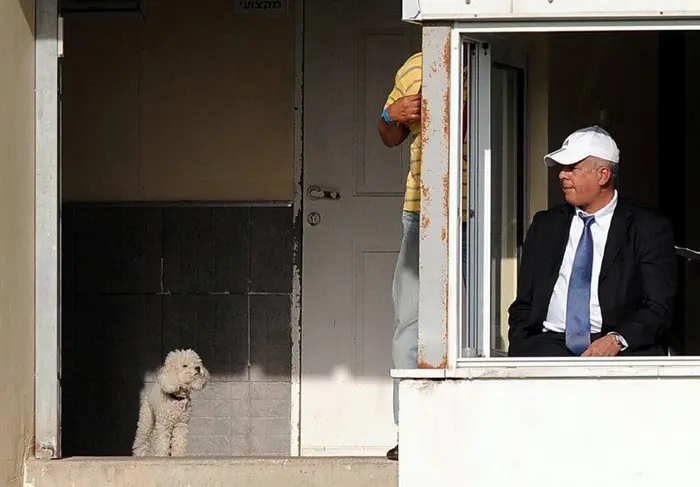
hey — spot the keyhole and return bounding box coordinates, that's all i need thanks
[307,212,321,226]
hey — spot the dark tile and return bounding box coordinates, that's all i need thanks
[162,295,249,380]
[60,291,75,382]
[188,435,250,456]
[189,417,233,436]
[187,435,234,456]
[231,416,250,436]
[250,207,293,293]
[60,206,76,383]
[250,418,289,436]
[230,382,251,418]
[61,204,76,296]
[189,382,249,435]
[229,435,251,456]
[250,435,289,456]
[250,398,291,419]
[62,295,162,383]
[163,207,249,293]
[250,295,292,381]
[73,207,163,294]
[108,380,146,455]
[61,383,118,456]
[191,398,235,419]
[250,382,291,401]
[192,382,249,424]
[196,381,234,400]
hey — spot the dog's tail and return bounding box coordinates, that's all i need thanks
[132,392,154,456]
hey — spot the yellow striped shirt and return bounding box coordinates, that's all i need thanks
[384,52,468,217]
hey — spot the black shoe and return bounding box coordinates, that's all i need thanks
[386,444,398,461]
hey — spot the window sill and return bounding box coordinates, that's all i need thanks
[392,357,700,380]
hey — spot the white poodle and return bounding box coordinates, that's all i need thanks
[132,349,210,457]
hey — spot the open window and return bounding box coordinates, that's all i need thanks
[449,27,697,363]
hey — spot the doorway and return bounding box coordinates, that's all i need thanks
[57,0,298,457]
[300,0,420,455]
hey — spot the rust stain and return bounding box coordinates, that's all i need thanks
[421,96,430,146]
[417,359,436,369]
[442,34,452,143]
[420,182,431,202]
[442,172,450,218]
[442,34,451,73]
[429,58,440,75]
[418,357,448,369]
[443,89,451,142]
[421,214,431,231]
[418,333,449,368]
[416,305,449,370]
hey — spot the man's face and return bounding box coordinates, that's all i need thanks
[558,156,605,208]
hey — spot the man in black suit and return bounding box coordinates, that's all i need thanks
[508,126,677,357]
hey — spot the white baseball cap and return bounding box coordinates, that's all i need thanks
[544,125,620,167]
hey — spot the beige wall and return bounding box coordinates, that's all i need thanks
[547,32,660,208]
[61,0,296,202]
[0,0,36,485]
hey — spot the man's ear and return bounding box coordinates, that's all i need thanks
[598,165,613,187]
[158,364,179,394]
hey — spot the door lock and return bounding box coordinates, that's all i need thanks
[307,212,321,226]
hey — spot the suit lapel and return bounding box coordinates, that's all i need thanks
[544,205,574,287]
[599,200,631,283]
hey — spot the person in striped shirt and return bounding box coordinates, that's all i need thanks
[378,52,467,461]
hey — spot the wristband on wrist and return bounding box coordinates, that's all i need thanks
[382,107,395,125]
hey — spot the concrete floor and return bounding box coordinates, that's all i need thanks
[25,457,398,487]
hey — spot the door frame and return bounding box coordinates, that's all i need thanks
[35,0,61,459]
[290,0,305,457]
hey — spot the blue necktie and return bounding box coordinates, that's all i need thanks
[566,214,595,356]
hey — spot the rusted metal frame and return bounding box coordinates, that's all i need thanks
[418,24,462,369]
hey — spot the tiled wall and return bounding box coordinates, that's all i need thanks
[60,204,294,456]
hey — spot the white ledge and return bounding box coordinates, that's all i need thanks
[392,357,700,380]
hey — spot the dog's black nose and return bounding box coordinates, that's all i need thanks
[195,366,201,373]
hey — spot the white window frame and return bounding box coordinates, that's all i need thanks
[449,19,700,367]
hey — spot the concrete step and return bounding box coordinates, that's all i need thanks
[25,457,398,487]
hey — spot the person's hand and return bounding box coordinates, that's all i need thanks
[387,93,421,125]
[581,335,621,357]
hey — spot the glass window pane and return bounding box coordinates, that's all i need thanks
[490,64,524,356]
[462,41,491,358]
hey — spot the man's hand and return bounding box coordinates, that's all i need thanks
[378,92,421,147]
[387,93,422,125]
[581,335,622,357]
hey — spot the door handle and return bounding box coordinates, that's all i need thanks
[307,185,341,201]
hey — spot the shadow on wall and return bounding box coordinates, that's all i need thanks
[60,204,294,457]
[18,0,34,37]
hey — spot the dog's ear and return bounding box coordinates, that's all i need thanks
[157,363,180,394]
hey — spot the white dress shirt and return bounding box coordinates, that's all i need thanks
[543,191,618,335]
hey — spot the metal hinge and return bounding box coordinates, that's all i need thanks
[58,15,64,58]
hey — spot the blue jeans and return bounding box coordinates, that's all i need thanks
[391,211,466,426]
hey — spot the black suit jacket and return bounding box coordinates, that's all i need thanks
[507,199,677,354]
